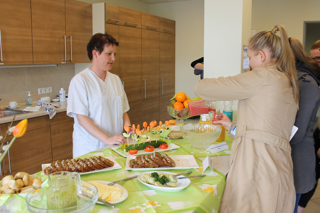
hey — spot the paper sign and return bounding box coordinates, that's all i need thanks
[289,125,298,141]
[206,142,229,154]
[202,156,215,173]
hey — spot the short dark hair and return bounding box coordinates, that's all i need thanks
[87,33,119,61]
[310,40,320,50]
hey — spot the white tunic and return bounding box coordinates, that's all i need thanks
[67,68,130,158]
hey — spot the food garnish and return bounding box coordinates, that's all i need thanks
[140,172,177,187]
[159,144,169,149]
[128,149,138,155]
[144,145,154,152]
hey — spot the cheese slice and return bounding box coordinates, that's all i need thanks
[89,181,122,201]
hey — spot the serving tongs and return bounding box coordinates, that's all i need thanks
[178,174,206,179]
[79,190,115,208]
[173,171,192,177]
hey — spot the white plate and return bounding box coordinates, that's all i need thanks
[51,98,60,102]
[138,171,191,192]
[125,155,199,171]
[88,180,128,204]
[112,143,180,158]
[41,156,122,175]
[6,105,20,109]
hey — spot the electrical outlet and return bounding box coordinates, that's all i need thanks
[38,87,53,95]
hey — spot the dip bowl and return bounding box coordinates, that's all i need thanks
[180,123,221,150]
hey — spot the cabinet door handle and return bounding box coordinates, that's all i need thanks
[161,77,164,95]
[5,141,11,173]
[107,18,120,24]
[146,26,157,31]
[0,30,3,62]
[69,35,73,62]
[124,22,138,27]
[63,35,67,62]
[164,29,173,34]
[143,79,146,99]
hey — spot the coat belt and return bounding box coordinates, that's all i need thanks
[236,128,292,153]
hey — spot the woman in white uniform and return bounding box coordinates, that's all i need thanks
[67,33,131,158]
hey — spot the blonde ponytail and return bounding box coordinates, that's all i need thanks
[249,25,299,103]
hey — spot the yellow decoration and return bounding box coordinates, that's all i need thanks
[131,208,141,213]
[204,187,215,194]
[146,201,157,206]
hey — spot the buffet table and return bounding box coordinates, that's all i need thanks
[0,129,233,213]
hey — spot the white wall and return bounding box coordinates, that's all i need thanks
[150,0,204,99]
[252,0,320,42]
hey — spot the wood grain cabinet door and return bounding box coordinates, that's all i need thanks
[119,26,142,103]
[159,17,175,34]
[31,0,66,64]
[119,7,141,29]
[0,0,33,65]
[2,126,52,176]
[160,33,175,96]
[142,13,159,31]
[66,0,92,63]
[105,3,120,25]
[160,93,175,122]
[127,101,142,126]
[142,97,160,124]
[51,121,73,161]
[105,24,120,77]
[142,30,160,100]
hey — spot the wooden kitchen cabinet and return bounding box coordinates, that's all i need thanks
[159,17,175,34]
[0,112,74,178]
[142,13,159,31]
[142,30,160,100]
[0,0,33,65]
[105,3,141,29]
[127,101,142,126]
[50,112,73,161]
[119,26,142,103]
[105,3,120,25]
[105,23,120,77]
[1,116,52,177]
[66,0,92,63]
[143,97,160,124]
[31,0,66,64]
[160,33,175,96]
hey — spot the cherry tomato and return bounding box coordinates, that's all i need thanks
[159,144,169,149]
[144,145,154,152]
[128,149,138,155]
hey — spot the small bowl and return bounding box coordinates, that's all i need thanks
[138,171,191,192]
[51,98,60,102]
[180,123,221,150]
[26,181,98,213]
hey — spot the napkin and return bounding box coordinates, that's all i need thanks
[37,100,60,119]
[23,106,41,112]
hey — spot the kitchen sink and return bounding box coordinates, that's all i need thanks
[1,110,29,117]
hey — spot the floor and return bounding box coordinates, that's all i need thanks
[304,180,320,213]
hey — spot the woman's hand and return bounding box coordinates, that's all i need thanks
[106,134,126,145]
[212,113,232,131]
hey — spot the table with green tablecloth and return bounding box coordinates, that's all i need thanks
[0,131,233,213]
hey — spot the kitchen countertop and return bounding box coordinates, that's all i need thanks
[0,101,68,124]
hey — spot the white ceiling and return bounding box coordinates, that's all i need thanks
[138,0,190,3]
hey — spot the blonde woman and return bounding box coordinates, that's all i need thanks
[194,25,299,212]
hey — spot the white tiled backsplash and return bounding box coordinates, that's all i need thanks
[0,64,75,106]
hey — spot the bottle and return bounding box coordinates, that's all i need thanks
[199,114,212,124]
[26,91,32,106]
[59,88,66,102]
[223,101,233,122]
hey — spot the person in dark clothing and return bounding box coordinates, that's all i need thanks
[191,57,204,79]
[288,37,320,213]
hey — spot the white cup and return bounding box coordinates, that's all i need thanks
[9,101,18,109]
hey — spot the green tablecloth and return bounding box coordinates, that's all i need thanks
[0,131,233,213]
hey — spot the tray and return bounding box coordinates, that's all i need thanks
[112,143,180,158]
[41,156,122,175]
[125,155,199,171]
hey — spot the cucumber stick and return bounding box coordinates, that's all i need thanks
[125,141,167,152]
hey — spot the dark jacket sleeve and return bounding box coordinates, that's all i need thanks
[290,75,320,145]
[191,57,204,68]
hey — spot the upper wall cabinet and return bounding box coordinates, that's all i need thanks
[32,0,66,64]
[0,0,33,65]
[159,17,175,34]
[66,0,92,63]
[142,13,159,32]
[105,3,141,29]
[32,0,92,64]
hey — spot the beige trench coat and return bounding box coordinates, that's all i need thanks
[194,66,298,213]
